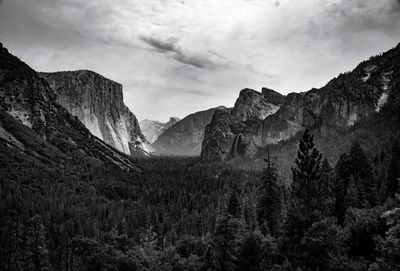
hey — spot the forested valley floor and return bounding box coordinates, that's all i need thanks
[1,130,400,271]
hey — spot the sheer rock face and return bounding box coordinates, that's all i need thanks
[140,117,180,144]
[201,89,284,161]
[202,43,400,161]
[0,43,138,170]
[39,71,149,156]
[151,107,226,156]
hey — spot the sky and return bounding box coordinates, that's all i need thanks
[0,0,400,122]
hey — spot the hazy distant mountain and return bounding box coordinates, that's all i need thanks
[39,70,149,156]
[140,117,180,144]
[152,106,227,156]
[202,43,400,167]
[0,42,138,171]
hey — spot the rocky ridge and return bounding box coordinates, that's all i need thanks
[201,88,285,160]
[0,42,138,171]
[201,43,400,161]
[39,71,149,156]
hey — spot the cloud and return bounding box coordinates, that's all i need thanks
[1,0,399,121]
[140,35,229,69]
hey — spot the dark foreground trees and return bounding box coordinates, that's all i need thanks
[1,130,399,271]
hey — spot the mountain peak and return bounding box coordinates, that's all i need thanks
[262,87,285,104]
[39,71,148,156]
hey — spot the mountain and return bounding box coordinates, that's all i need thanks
[152,106,227,156]
[201,88,285,160]
[201,43,400,166]
[140,117,180,144]
[38,70,149,156]
[0,42,139,173]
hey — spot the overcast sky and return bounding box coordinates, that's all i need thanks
[1,0,400,121]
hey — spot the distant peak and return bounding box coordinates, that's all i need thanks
[169,117,180,122]
[261,87,285,105]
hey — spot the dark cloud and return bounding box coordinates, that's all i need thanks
[140,35,228,69]
[140,36,179,53]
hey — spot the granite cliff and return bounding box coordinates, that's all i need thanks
[39,71,149,156]
[0,43,138,171]
[201,88,285,160]
[202,43,400,162]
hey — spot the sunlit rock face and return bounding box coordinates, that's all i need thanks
[39,70,149,156]
[0,43,138,170]
[151,107,226,156]
[202,43,400,161]
[140,117,180,144]
[201,88,285,161]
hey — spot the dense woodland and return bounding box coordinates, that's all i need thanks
[1,127,400,271]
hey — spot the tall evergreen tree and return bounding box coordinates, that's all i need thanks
[284,129,324,262]
[348,142,376,207]
[213,192,245,271]
[335,153,352,225]
[257,148,282,236]
[291,129,322,204]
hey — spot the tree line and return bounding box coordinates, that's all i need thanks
[1,130,399,270]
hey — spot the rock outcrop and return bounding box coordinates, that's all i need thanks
[0,43,138,171]
[39,71,149,156]
[140,117,180,144]
[201,89,285,160]
[152,106,226,156]
[202,43,400,161]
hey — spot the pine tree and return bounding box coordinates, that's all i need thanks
[348,142,376,207]
[284,129,323,259]
[256,148,282,236]
[345,176,360,209]
[213,193,245,271]
[291,129,322,204]
[317,158,335,216]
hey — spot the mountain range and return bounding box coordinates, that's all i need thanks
[1,41,400,179]
[151,106,227,156]
[140,117,180,144]
[201,43,400,177]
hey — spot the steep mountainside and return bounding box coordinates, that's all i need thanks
[140,117,180,144]
[0,42,138,172]
[152,106,227,156]
[202,43,400,165]
[39,71,149,156]
[201,88,285,160]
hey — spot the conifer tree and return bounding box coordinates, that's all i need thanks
[291,129,322,204]
[284,129,323,258]
[257,148,282,236]
[335,153,353,225]
[213,192,245,271]
[348,142,376,207]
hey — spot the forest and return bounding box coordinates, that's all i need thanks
[0,129,400,271]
